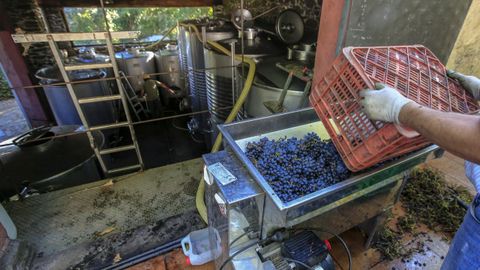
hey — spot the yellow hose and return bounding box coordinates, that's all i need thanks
[180,24,256,223]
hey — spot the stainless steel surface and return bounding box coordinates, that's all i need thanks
[178,19,235,136]
[239,58,308,118]
[241,28,258,40]
[154,44,184,89]
[204,150,264,270]
[115,49,156,92]
[287,44,316,66]
[231,8,254,30]
[11,31,139,43]
[204,48,239,125]
[342,0,472,63]
[36,66,117,126]
[217,108,442,237]
[0,125,103,198]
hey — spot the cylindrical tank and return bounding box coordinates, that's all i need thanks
[178,19,235,146]
[154,44,184,89]
[239,57,310,118]
[115,48,156,92]
[35,66,117,126]
[0,125,103,200]
[204,32,286,124]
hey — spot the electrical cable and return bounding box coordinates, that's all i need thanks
[284,258,314,270]
[219,240,263,270]
[293,228,352,270]
[229,230,252,248]
[6,66,236,92]
[0,106,232,148]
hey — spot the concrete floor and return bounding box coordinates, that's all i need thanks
[4,158,205,269]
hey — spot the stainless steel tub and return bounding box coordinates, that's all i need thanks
[217,108,442,237]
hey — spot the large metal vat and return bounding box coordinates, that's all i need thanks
[154,44,184,89]
[0,125,103,200]
[204,33,286,125]
[240,57,310,118]
[115,48,156,92]
[35,66,117,126]
[178,19,235,119]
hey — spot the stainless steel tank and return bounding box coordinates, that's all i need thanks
[239,57,310,118]
[154,44,184,89]
[177,19,235,146]
[0,125,103,200]
[115,48,156,92]
[204,32,286,125]
[35,66,117,126]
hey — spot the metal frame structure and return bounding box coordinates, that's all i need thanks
[12,31,145,174]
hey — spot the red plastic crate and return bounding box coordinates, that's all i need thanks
[310,45,479,171]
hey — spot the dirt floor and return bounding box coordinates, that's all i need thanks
[130,151,476,270]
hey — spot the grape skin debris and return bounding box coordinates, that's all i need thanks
[245,133,350,203]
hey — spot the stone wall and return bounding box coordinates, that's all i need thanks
[4,0,53,75]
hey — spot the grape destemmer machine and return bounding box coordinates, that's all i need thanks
[203,108,442,270]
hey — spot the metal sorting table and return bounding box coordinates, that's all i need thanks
[204,108,442,269]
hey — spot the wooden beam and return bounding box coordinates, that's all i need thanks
[37,0,216,8]
[0,31,52,127]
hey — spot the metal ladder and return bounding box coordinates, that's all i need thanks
[119,71,147,121]
[12,32,144,174]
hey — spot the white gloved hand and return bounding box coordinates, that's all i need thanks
[359,83,413,124]
[447,70,480,100]
[465,161,480,192]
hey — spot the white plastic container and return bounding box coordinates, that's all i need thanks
[181,228,221,265]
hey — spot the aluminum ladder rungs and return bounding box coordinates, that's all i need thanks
[89,122,129,131]
[100,144,136,155]
[78,95,122,104]
[107,164,142,174]
[65,63,113,71]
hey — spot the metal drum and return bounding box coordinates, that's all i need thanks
[239,57,310,118]
[115,48,156,92]
[204,32,286,125]
[154,44,184,89]
[35,66,117,126]
[178,19,235,145]
[0,125,103,200]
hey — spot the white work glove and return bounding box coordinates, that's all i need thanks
[465,161,480,192]
[359,83,413,124]
[447,70,480,100]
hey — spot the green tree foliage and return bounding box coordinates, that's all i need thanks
[0,70,13,100]
[64,7,212,41]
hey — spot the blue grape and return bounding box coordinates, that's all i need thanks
[245,133,351,203]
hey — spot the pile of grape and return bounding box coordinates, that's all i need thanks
[245,133,350,203]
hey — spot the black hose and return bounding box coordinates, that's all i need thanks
[219,240,263,270]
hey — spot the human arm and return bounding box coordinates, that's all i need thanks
[359,74,480,164]
[398,102,480,164]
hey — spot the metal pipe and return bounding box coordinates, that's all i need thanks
[230,41,236,107]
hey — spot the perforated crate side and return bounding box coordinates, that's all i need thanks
[349,46,479,114]
[310,53,407,171]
